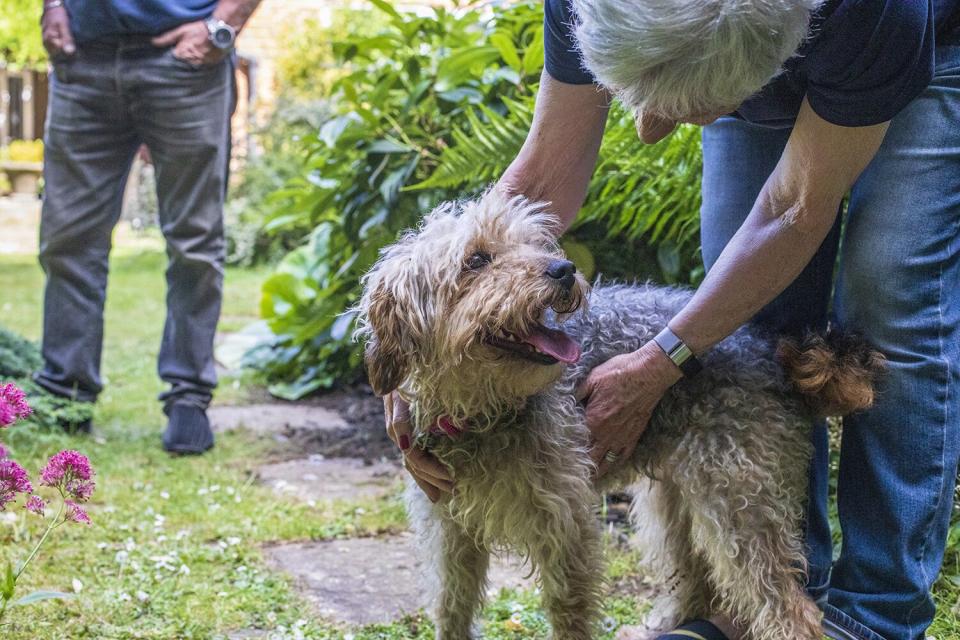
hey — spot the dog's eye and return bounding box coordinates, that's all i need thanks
[465,251,492,270]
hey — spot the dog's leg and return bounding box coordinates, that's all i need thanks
[627,478,712,638]
[530,500,604,640]
[408,485,490,639]
[435,517,490,639]
[682,457,822,640]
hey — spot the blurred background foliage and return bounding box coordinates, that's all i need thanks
[0,0,45,69]
[240,0,704,399]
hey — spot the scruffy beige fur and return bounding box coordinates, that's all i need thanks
[356,190,883,640]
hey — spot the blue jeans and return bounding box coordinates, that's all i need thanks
[35,38,233,411]
[700,46,960,640]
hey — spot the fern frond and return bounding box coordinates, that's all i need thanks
[579,106,702,249]
[411,98,702,254]
[408,97,534,191]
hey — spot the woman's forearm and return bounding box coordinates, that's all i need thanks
[669,98,888,356]
[498,71,610,232]
[669,190,840,354]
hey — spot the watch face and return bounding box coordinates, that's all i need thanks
[213,27,233,48]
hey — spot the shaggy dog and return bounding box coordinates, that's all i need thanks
[356,191,884,640]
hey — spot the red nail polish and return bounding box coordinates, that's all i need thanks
[399,434,410,450]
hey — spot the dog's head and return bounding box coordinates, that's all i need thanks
[356,189,588,418]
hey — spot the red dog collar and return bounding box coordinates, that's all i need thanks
[429,416,465,437]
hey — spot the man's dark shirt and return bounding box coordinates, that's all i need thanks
[545,0,960,127]
[65,0,218,44]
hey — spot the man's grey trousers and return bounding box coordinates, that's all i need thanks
[35,38,234,411]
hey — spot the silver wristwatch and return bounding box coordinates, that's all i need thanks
[204,17,237,50]
[653,326,703,378]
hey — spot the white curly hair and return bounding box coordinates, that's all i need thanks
[571,0,824,119]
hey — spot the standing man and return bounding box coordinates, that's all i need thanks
[387,1,960,638]
[36,0,261,453]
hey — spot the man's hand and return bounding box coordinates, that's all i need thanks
[384,392,454,503]
[152,21,226,67]
[576,341,682,477]
[41,5,75,58]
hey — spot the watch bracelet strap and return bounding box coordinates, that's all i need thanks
[653,326,703,378]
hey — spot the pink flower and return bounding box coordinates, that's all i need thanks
[0,459,33,510]
[0,383,32,428]
[64,500,91,525]
[0,443,8,459]
[40,450,96,502]
[24,494,46,516]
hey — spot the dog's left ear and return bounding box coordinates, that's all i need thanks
[363,284,411,396]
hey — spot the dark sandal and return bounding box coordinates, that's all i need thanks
[655,619,730,640]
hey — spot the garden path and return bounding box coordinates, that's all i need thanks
[213,394,539,628]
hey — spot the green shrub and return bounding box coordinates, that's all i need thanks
[226,98,332,267]
[0,326,93,429]
[251,1,703,399]
[0,0,45,68]
[275,9,390,100]
[226,7,392,268]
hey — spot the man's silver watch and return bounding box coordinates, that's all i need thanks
[204,17,237,50]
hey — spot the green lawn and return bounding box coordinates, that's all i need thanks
[2,247,958,639]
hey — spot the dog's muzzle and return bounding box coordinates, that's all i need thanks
[545,259,577,292]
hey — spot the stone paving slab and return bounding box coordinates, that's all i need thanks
[264,534,534,625]
[227,631,267,639]
[258,456,402,502]
[214,321,274,375]
[209,403,349,435]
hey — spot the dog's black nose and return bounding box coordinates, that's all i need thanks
[545,259,577,289]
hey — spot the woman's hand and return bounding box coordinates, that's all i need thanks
[383,392,454,502]
[576,341,682,477]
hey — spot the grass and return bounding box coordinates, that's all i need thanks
[2,243,959,639]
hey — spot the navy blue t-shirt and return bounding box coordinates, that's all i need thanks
[545,0,960,127]
[65,0,218,44]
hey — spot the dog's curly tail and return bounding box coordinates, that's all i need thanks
[777,330,886,417]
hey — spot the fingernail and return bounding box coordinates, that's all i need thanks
[399,434,410,450]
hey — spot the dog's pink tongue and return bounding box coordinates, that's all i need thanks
[523,326,581,364]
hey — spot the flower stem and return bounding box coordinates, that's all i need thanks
[0,499,63,623]
[15,498,66,580]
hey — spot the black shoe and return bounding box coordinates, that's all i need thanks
[162,404,214,455]
[61,417,93,434]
